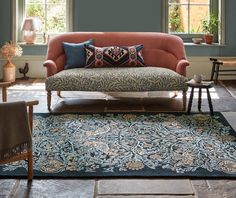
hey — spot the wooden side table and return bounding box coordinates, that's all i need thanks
[186,80,214,115]
[0,82,11,102]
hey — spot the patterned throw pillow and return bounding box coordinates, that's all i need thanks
[84,44,145,68]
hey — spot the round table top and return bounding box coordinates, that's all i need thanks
[186,80,213,88]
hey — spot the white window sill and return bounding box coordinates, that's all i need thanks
[18,42,48,46]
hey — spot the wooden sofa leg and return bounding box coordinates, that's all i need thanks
[47,91,52,111]
[57,91,61,97]
[182,90,187,111]
[173,91,178,98]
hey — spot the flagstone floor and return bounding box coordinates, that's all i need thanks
[0,79,236,198]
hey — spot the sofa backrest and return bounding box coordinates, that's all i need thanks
[46,32,187,73]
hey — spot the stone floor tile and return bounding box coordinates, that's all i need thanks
[0,179,17,197]
[222,112,236,130]
[97,179,194,195]
[220,80,236,99]
[191,180,211,198]
[207,180,236,198]
[12,179,95,198]
[191,180,236,198]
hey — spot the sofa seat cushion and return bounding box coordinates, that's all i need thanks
[46,67,188,92]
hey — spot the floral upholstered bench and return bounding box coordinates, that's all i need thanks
[44,32,189,111]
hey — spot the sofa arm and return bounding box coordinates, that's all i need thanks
[43,60,58,77]
[176,59,190,76]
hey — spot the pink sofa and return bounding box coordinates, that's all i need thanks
[44,32,189,111]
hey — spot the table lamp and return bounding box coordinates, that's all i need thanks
[21,18,40,44]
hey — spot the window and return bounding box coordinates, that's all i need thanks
[163,0,225,44]
[12,0,73,43]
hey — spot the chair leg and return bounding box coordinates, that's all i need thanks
[182,90,187,111]
[27,151,33,181]
[47,90,52,111]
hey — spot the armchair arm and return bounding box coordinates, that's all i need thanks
[176,59,190,76]
[0,82,11,87]
[26,100,39,106]
[43,60,58,77]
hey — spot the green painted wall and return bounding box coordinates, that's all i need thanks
[0,1,12,47]
[73,0,162,32]
[0,0,235,56]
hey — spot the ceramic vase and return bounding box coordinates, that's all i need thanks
[3,60,16,82]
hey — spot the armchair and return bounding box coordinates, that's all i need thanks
[0,100,38,181]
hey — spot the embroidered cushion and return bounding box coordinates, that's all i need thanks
[84,44,145,68]
[63,39,93,69]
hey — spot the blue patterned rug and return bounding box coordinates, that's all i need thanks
[1,112,236,178]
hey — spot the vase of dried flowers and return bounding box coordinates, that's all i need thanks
[0,41,23,82]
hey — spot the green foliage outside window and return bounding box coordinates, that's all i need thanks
[201,14,218,34]
[25,0,66,34]
[169,0,184,33]
[168,0,212,35]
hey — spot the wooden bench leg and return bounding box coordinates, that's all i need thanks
[47,90,52,111]
[182,90,187,111]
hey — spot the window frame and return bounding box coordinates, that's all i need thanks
[12,0,74,44]
[162,0,225,44]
